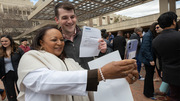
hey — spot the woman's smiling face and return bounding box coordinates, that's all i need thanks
[40,28,65,56]
[1,37,11,48]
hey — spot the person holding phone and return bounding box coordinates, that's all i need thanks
[17,26,138,101]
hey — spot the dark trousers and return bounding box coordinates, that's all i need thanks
[169,84,180,101]
[143,64,155,97]
[136,56,141,74]
[3,71,17,101]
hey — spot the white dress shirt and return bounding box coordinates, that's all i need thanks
[23,68,88,101]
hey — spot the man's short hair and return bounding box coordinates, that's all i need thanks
[134,27,143,33]
[102,33,109,39]
[158,11,177,29]
[20,38,27,43]
[55,2,75,18]
[101,29,106,35]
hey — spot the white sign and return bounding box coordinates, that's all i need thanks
[80,26,101,57]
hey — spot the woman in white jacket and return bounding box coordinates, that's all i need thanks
[17,26,138,101]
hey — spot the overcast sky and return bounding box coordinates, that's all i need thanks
[30,0,180,18]
[115,0,180,18]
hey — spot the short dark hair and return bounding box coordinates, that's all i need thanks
[31,26,66,60]
[55,2,75,18]
[20,38,27,43]
[157,11,177,29]
[102,33,109,39]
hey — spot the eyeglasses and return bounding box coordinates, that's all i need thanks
[156,27,159,29]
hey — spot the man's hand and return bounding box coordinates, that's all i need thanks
[98,38,107,53]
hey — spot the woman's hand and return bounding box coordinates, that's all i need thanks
[98,59,137,81]
[126,70,139,84]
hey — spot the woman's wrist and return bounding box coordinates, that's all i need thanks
[98,68,106,82]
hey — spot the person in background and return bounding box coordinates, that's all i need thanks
[154,24,163,82]
[19,38,30,53]
[102,32,113,52]
[17,26,139,101]
[139,22,159,100]
[130,27,144,80]
[113,30,126,59]
[0,35,24,101]
[152,11,180,101]
[125,33,131,42]
[108,32,114,44]
[54,2,109,70]
[101,29,107,36]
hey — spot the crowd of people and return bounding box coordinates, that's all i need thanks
[0,2,180,101]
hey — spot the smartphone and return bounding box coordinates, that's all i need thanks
[124,39,138,59]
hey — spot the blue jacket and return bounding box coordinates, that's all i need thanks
[139,30,154,65]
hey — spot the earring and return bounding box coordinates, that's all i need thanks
[40,46,44,50]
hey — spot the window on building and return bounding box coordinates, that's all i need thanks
[3,8,8,13]
[36,21,40,25]
[14,9,18,14]
[9,9,12,14]
[27,11,30,15]
[19,10,22,15]
[23,11,26,15]
[102,17,106,19]
[110,18,113,20]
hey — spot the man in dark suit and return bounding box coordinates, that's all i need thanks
[113,30,126,59]
[152,11,180,101]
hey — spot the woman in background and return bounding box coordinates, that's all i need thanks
[0,35,24,101]
[139,22,159,100]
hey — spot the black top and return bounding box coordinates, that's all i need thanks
[0,47,24,81]
[113,36,126,59]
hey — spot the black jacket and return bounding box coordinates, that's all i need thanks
[152,29,180,86]
[0,47,24,81]
[113,36,126,59]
